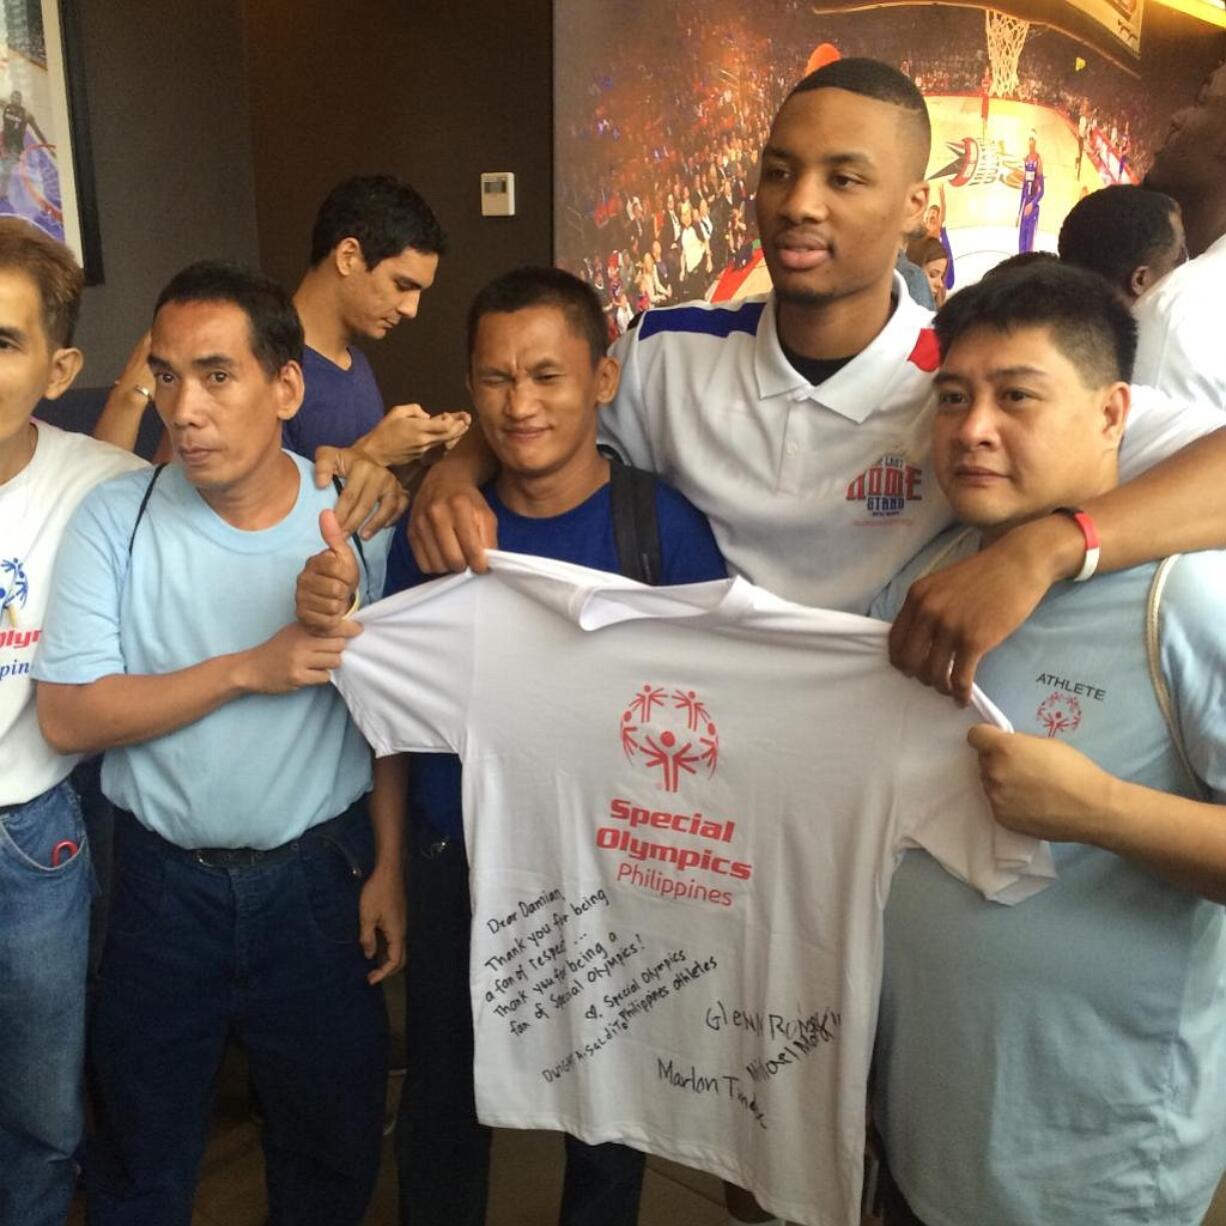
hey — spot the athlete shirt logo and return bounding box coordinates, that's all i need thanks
[620,684,720,792]
[1,557,29,616]
[845,453,923,518]
[1037,691,1083,738]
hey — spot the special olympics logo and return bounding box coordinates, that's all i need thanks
[1037,691,1082,738]
[619,684,719,792]
[0,558,29,615]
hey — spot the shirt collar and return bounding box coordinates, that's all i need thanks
[754,273,936,422]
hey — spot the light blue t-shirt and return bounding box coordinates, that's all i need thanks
[870,531,1226,1226]
[34,453,389,850]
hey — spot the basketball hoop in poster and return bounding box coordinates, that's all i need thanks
[984,8,1031,94]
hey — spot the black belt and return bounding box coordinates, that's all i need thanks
[115,800,366,873]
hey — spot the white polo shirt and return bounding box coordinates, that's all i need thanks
[603,278,1221,613]
[1133,233,1226,412]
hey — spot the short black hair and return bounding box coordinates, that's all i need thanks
[934,262,1137,386]
[309,174,447,268]
[1058,185,1180,294]
[986,251,1060,277]
[154,260,304,377]
[466,266,608,367]
[788,58,931,179]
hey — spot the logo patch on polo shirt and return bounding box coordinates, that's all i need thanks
[845,454,923,519]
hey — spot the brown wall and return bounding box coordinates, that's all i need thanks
[243,0,554,411]
[74,0,260,380]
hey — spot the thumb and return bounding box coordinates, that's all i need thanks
[320,507,352,555]
[319,508,359,583]
[967,723,1008,754]
[387,402,429,421]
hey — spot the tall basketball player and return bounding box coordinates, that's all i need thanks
[1017,131,1044,252]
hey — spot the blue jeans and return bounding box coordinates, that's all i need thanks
[0,779,91,1226]
[397,828,645,1226]
[86,804,388,1226]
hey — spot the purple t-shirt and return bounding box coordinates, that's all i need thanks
[282,345,384,459]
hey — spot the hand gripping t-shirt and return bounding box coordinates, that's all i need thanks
[1,422,146,805]
[871,535,1226,1226]
[33,453,389,849]
[332,551,1055,1226]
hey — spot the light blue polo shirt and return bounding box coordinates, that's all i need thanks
[34,453,389,850]
[870,532,1226,1226]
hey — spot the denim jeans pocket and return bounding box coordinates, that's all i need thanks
[0,781,87,876]
[298,821,372,945]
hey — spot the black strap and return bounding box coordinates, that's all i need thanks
[127,464,167,556]
[331,474,369,597]
[608,459,662,586]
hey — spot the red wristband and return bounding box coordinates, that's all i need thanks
[1053,506,1100,582]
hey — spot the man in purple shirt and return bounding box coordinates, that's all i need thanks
[288,175,469,466]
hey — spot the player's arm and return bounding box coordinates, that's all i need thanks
[37,622,359,755]
[889,427,1226,703]
[968,726,1226,904]
[361,752,408,984]
[1033,160,1045,202]
[405,415,501,573]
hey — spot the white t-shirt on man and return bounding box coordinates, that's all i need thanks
[332,551,1055,1226]
[0,421,145,806]
[1133,233,1226,412]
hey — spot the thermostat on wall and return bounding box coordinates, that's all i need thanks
[481,172,516,217]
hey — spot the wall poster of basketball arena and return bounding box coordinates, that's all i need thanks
[554,0,1226,331]
[0,0,96,276]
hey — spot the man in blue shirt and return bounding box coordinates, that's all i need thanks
[35,262,400,1225]
[288,174,469,466]
[297,266,726,1226]
[870,262,1226,1226]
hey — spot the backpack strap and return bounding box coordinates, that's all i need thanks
[608,458,662,586]
[1145,555,1208,800]
[127,463,167,556]
[331,474,370,601]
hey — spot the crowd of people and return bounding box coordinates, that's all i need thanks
[2,48,1225,1226]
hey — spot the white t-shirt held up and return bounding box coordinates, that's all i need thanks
[333,552,1055,1226]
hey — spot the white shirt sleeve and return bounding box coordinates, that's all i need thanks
[329,571,478,757]
[598,326,659,471]
[1118,384,1222,483]
[891,686,1056,904]
[1132,282,1223,413]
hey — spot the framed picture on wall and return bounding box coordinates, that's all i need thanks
[0,0,102,281]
